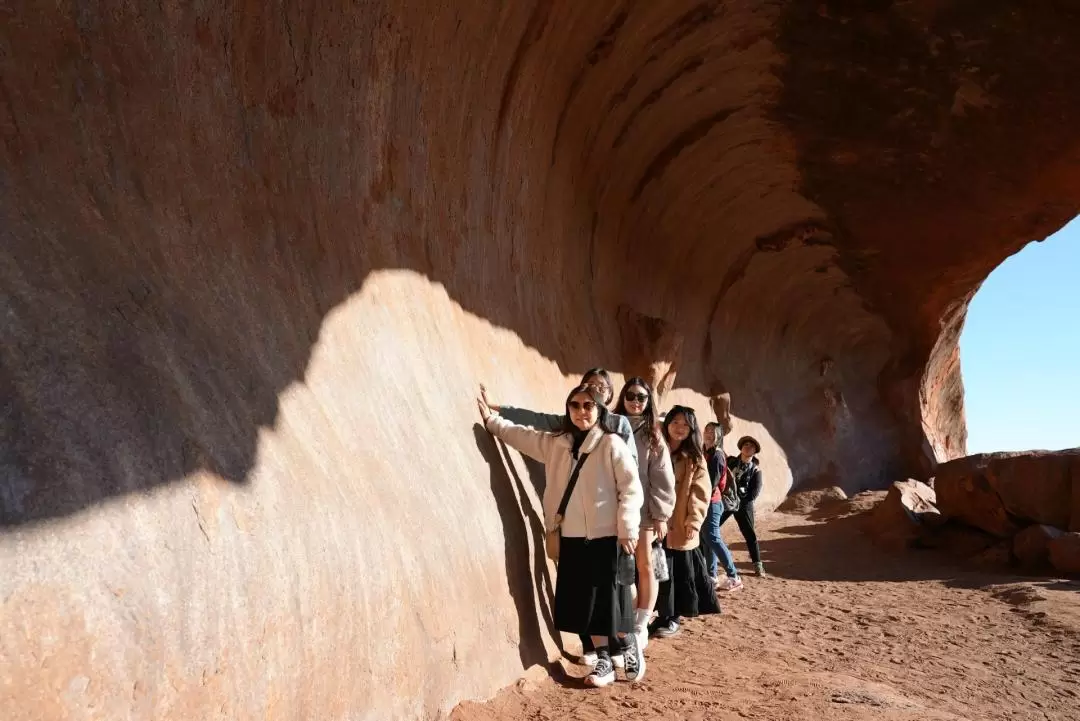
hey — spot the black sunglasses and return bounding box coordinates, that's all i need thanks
[568,400,597,411]
[623,392,649,403]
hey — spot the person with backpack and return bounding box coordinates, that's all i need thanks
[722,436,765,577]
[702,423,742,591]
[477,384,646,687]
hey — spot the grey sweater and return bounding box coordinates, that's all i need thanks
[628,418,676,524]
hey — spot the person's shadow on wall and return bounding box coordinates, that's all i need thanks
[472,424,566,669]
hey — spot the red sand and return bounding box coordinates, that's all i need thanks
[452,512,1080,721]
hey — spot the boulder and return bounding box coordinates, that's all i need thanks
[845,490,890,515]
[1048,533,1080,575]
[935,451,1080,537]
[1012,524,1065,568]
[777,486,849,515]
[866,479,943,548]
[1072,457,1080,532]
[983,451,1077,529]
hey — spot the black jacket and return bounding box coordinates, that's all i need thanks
[726,455,762,504]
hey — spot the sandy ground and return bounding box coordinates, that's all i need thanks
[451,510,1080,721]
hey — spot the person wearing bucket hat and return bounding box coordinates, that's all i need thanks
[722,435,766,577]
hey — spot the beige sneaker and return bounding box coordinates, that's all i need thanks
[716,576,744,592]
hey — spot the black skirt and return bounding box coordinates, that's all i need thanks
[555,536,634,637]
[655,546,721,620]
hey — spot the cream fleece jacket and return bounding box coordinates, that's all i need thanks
[485,414,643,541]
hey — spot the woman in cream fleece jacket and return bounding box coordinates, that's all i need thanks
[478,384,644,687]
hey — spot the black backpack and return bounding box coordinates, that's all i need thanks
[720,461,740,512]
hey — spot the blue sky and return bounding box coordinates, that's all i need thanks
[960,215,1080,453]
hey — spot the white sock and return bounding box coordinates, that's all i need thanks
[635,608,651,630]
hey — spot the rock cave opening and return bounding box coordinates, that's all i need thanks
[959,215,1080,454]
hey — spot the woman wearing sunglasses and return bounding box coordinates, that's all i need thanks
[651,405,719,639]
[613,377,675,648]
[477,384,645,687]
[480,368,640,670]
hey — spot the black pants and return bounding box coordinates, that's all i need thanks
[719,503,761,564]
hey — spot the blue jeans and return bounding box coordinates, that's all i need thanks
[703,501,738,578]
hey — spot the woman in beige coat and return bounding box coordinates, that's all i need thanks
[478,384,645,687]
[650,405,720,639]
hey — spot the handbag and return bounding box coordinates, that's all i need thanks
[544,451,590,562]
[616,547,636,587]
[651,539,669,581]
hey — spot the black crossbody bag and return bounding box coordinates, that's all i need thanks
[544,452,590,562]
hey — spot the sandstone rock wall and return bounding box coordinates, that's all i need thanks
[2,2,1080,719]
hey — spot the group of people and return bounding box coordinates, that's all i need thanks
[476,368,765,688]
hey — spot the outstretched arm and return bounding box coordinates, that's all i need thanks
[478,391,555,463]
[480,384,564,431]
[497,406,564,432]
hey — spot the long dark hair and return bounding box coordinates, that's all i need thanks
[557,385,622,436]
[614,376,662,453]
[580,367,615,406]
[662,404,704,466]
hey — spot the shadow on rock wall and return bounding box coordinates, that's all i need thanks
[0,4,640,527]
[473,424,560,669]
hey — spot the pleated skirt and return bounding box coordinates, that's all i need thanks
[554,536,635,637]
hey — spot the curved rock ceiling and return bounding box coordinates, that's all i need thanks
[2,1,1079,718]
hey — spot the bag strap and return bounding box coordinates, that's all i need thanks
[555,452,591,519]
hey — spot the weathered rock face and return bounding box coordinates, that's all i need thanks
[1012,525,1064,569]
[936,451,1080,537]
[2,2,1080,719]
[1048,533,1080,575]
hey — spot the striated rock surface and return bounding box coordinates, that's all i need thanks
[2,2,1080,719]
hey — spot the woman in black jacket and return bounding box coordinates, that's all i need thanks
[722,436,765,577]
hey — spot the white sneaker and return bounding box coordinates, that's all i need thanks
[611,653,625,669]
[716,576,744,592]
[581,651,598,667]
[585,656,616,687]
